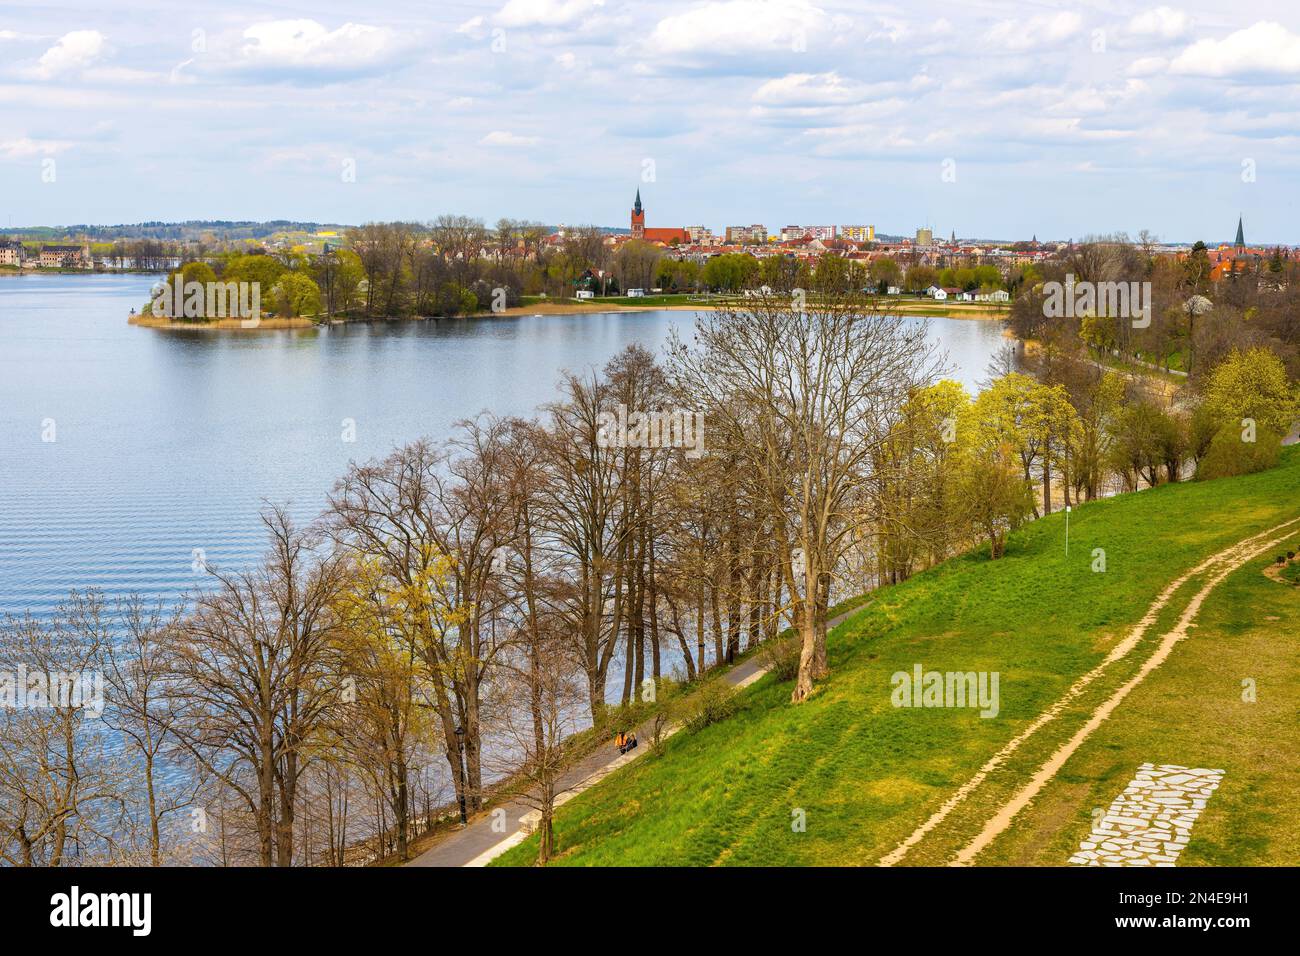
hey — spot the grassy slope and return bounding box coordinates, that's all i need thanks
[497,447,1300,866]
[978,536,1300,866]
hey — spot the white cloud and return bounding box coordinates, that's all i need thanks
[32,30,106,79]
[644,0,827,57]
[457,16,486,37]
[1127,56,1169,77]
[1170,21,1300,77]
[1128,6,1190,40]
[0,136,70,158]
[752,72,875,107]
[495,0,605,29]
[984,12,1081,52]
[236,20,406,77]
[479,130,540,147]
[1047,80,1148,115]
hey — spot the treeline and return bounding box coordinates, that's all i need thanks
[4,288,1295,867]
[5,221,344,242]
[1010,234,1300,379]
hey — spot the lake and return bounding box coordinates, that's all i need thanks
[0,273,1007,620]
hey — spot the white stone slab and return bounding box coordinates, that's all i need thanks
[1068,763,1224,867]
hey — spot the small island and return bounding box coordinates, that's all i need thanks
[121,218,1012,331]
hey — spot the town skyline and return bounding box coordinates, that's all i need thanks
[2,1,1299,239]
[0,198,1282,250]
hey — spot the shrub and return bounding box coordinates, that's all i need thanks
[758,635,801,683]
[1194,422,1281,481]
[683,680,738,734]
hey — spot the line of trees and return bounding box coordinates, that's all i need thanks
[1010,234,1300,379]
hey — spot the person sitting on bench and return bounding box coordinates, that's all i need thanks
[615,731,626,754]
[625,731,638,752]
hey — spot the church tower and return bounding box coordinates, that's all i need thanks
[1234,215,1245,251]
[631,189,645,239]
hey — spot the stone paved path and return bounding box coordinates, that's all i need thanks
[1069,764,1223,867]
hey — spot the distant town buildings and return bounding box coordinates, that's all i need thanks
[0,241,23,266]
[38,245,88,268]
[628,190,690,245]
[725,224,767,244]
[839,225,875,242]
[780,225,836,241]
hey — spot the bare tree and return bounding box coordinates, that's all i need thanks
[0,592,129,865]
[170,507,343,866]
[100,595,195,865]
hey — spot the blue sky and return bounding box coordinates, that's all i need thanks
[1,1,1298,242]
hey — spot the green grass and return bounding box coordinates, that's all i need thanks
[495,447,1300,866]
[979,538,1300,865]
[588,294,707,307]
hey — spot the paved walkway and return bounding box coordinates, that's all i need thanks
[408,606,861,867]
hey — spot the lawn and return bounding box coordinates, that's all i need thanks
[977,539,1300,865]
[495,447,1300,865]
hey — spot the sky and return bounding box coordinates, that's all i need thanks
[1,0,1298,242]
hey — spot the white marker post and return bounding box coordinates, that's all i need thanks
[1065,505,1071,557]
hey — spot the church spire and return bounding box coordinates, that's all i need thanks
[1234,214,1244,250]
[630,188,645,239]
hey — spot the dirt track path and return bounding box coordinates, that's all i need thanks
[880,517,1300,867]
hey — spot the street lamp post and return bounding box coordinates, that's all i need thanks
[454,725,467,826]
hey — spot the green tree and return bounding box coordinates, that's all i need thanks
[176,261,217,286]
[1182,240,1212,295]
[904,265,937,292]
[224,253,288,292]
[701,253,759,292]
[271,271,322,317]
[1201,347,1298,436]
[868,257,901,291]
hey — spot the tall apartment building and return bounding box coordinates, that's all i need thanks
[839,225,875,242]
[685,225,713,243]
[781,225,836,241]
[915,227,934,246]
[725,224,766,244]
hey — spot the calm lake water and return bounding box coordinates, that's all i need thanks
[0,273,1007,620]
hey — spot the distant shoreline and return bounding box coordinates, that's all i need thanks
[0,268,164,276]
[125,297,1009,331]
[127,312,317,331]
